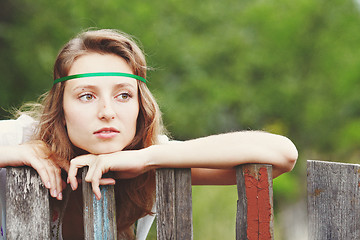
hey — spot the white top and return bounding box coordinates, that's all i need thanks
[0,115,158,239]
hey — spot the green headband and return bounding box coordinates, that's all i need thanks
[54,72,147,84]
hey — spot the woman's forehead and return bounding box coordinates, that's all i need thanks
[64,76,138,91]
[69,53,133,75]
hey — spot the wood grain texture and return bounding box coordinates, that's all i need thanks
[156,168,193,240]
[82,167,117,240]
[307,160,360,240]
[236,164,273,240]
[6,167,51,239]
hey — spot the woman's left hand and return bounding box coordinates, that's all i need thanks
[67,149,150,200]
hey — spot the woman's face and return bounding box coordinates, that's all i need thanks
[62,53,139,154]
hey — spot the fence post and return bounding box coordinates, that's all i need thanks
[307,160,360,240]
[156,168,193,240]
[236,164,273,240]
[82,167,117,240]
[6,167,51,239]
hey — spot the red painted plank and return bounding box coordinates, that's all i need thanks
[244,167,272,240]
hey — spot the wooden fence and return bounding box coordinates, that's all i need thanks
[307,160,360,240]
[5,164,273,239]
[7,160,359,239]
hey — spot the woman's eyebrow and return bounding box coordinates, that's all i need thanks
[72,85,98,92]
[72,83,137,92]
[113,83,137,90]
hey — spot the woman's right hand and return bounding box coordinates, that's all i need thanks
[0,141,64,200]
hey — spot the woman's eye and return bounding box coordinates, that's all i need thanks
[79,94,94,101]
[116,93,131,101]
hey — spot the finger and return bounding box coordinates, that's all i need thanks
[29,158,52,189]
[84,163,96,183]
[88,168,104,200]
[32,159,60,199]
[54,167,63,200]
[91,179,101,200]
[68,156,93,190]
[20,143,52,189]
[22,143,62,199]
[67,163,80,191]
[91,179,116,200]
[99,178,116,186]
[83,155,101,182]
[84,161,104,183]
[45,162,60,199]
[67,161,86,190]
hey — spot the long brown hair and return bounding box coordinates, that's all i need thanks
[38,29,164,239]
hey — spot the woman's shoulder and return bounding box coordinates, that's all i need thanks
[0,115,38,145]
[157,135,169,144]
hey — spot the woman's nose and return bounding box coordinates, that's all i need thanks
[97,99,116,120]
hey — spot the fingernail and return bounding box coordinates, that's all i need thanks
[53,189,57,197]
[58,192,63,200]
[46,182,51,189]
[70,183,75,191]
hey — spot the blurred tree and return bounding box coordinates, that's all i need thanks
[1,0,360,238]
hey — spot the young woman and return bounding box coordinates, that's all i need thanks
[0,29,298,239]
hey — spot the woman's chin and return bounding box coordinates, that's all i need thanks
[86,146,125,155]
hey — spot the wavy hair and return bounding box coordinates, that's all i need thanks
[37,29,164,239]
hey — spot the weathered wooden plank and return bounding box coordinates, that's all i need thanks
[82,167,117,240]
[236,165,248,240]
[156,168,193,240]
[156,169,175,239]
[6,167,51,239]
[174,168,193,239]
[236,164,273,240]
[307,160,360,240]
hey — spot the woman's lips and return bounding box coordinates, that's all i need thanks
[94,127,120,139]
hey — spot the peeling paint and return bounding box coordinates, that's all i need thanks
[244,167,272,240]
[93,187,111,239]
[312,188,324,197]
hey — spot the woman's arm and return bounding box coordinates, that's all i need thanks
[0,116,64,200]
[146,131,297,182]
[0,143,64,200]
[144,131,297,185]
[68,131,297,199]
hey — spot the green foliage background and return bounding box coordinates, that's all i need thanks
[1,0,360,238]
